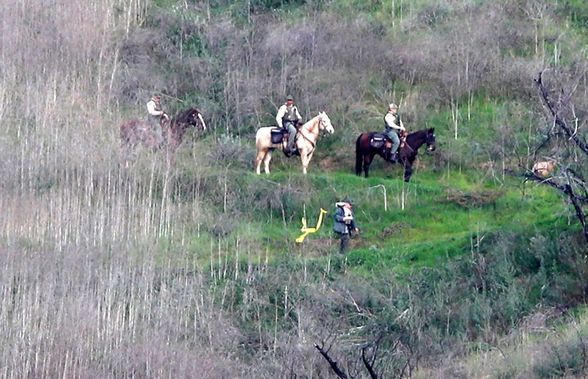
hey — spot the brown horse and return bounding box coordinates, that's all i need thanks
[120,107,206,163]
[254,112,335,175]
[355,128,436,182]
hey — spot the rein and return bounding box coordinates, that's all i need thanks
[403,139,415,153]
[403,131,429,153]
[296,117,321,149]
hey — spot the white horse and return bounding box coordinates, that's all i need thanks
[255,112,335,175]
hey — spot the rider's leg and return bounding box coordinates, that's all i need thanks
[389,131,400,161]
[286,122,297,153]
[148,115,164,144]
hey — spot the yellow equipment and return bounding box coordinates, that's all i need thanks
[296,208,327,243]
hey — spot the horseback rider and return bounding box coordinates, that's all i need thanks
[383,103,406,162]
[276,95,302,156]
[147,95,170,141]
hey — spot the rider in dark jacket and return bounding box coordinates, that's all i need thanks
[333,197,359,254]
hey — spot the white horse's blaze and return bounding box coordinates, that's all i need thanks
[198,113,206,130]
[255,112,334,175]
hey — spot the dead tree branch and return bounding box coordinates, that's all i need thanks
[524,171,588,242]
[530,71,588,243]
[314,341,349,379]
[535,72,588,155]
[361,336,382,379]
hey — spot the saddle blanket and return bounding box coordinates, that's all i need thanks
[271,128,288,144]
[369,133,387,149]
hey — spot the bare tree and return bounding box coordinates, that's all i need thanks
[525,70,588,242]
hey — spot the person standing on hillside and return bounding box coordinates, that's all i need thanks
[276,95,303,156]
[146,95,169,142]
[333,197,359,254]
[383,103,406,163]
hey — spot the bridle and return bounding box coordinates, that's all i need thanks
[187,109,206,131]
[297,114,330,148]
[426,132,436,151]
[317,114,334,135]
[318,115,327,131]
[401,130,436,153]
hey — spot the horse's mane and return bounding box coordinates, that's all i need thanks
[406,128,433,141]
[173,107,200,124]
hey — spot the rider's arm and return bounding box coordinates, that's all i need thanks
[294,106,302,122]
[349,213,357,229]
[276,105,286,127]
[147,101,163,116]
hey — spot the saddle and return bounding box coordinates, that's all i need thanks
[369,133,391,149]
[270,128,288,144]
[369,131,408,150]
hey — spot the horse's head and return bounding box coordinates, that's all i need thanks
[426,128,436,152]
[318,111,334,134]
[190,108,207,131]
[175,108,207,131]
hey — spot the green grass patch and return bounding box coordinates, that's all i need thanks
[182,166,570,278]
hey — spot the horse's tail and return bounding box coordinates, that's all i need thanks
[355,133,363,176]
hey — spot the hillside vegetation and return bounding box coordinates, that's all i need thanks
[0,0,587,377]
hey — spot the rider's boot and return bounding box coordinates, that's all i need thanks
[285,137,296,157]
[388,151,398,163]
[283,139,292,157]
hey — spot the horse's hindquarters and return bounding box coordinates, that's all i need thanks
[256,127,284,150]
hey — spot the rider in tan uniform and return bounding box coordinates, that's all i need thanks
[276,95,303,156]
[383,103,406,162]
[146,95,169,142]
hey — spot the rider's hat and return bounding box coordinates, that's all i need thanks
[152,95,161,101]
[389,103,398,109]
[286,95,294,101]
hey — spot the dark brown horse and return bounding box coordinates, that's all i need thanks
[355,128,436,182]
[120,107,206,163]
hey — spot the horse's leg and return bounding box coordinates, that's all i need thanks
[166,147,177,168]
[363,154,374,178]
[255,149,265,175]
[119,142,128,167]
[301,150,313,175]
[355,140,364,176]
[403,161,413,182]
[263,150,272,174]
[120,140,136,169]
